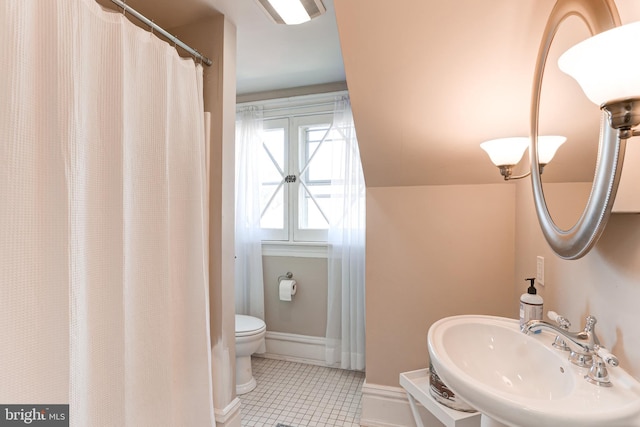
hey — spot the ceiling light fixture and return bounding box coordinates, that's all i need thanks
[481,135,566,180]
[256,0,326,25]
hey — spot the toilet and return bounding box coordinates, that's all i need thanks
[235,314,266,395]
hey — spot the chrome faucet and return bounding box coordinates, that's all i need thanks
[523,315,598,354]
[523,314,619,387]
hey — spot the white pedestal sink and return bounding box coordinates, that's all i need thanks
[428,315,640,427]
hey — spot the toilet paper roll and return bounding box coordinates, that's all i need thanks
[279,279,297,301]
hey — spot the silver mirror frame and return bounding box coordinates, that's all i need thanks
[530,0,625,260]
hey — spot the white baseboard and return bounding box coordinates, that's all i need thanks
[260,331,340,367]
[360,381,444,427]
[214,397,241,427]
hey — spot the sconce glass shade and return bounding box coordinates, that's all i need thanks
[558,21,640,106]
[480,137,528,166]
[481,135,567,167]
[537,135,567,164]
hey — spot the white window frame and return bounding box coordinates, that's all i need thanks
[239,91,348,256]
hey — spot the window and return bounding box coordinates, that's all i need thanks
[259,112,336,243]
[251,94,344,244]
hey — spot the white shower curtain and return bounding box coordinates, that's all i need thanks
[0,1,214,426]
[325,96,366,371]
[235,107,265,319]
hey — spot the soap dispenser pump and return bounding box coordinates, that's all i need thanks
[519,277,543,330]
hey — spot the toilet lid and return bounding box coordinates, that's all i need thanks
[236,315,266,336]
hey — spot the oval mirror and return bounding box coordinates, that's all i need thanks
[539,15,599,229]
[530,0,626,260]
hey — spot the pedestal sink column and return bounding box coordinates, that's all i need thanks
[481,414,510,427]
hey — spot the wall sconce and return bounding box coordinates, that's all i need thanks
[256,0,326,25]
[558,21,640,136]
[481,135,566,180]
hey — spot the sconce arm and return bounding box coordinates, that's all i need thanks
[619,129,640,140]
[504,171,531,181]
[500,165,546,181]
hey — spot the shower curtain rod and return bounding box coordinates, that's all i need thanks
[110,0,212,67]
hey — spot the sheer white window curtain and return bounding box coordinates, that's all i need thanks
[0,1,214,425]
[235,107,266,320]
[325,96,366,371]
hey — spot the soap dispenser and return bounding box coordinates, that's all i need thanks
[519,277,543,330]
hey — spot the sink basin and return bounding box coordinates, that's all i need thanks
[428,315,640,427]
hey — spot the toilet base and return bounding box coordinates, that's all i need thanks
[236,355,257,395]
[236,376,257,395]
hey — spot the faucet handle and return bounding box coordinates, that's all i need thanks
[596,346,619,367]
[547,311,571,351]
[547,311,571,329]
[586,354,613,387]
[586,345,617,387]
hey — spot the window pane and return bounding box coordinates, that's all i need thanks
[298,122,335,231]
[263,128,285,174]
[298,182,331,230]
[327,126,347,182]
[260,184,284,229]
[259,126,285,234]
[302,125,333,182]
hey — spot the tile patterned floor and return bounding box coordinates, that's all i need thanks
[240,357,365,427]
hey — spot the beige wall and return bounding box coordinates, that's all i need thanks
[365,179,640,389]
[366,184,516,386]
[262,256,328,337]
[515,179,640,380]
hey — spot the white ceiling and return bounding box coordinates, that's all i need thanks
[101,0,640,187]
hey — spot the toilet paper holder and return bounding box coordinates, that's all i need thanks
[277,272,297,302]
[277,271,293,283]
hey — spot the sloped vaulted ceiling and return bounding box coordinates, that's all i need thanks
[334,0,640,187]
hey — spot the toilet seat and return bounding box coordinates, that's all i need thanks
[235,315,266,337]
